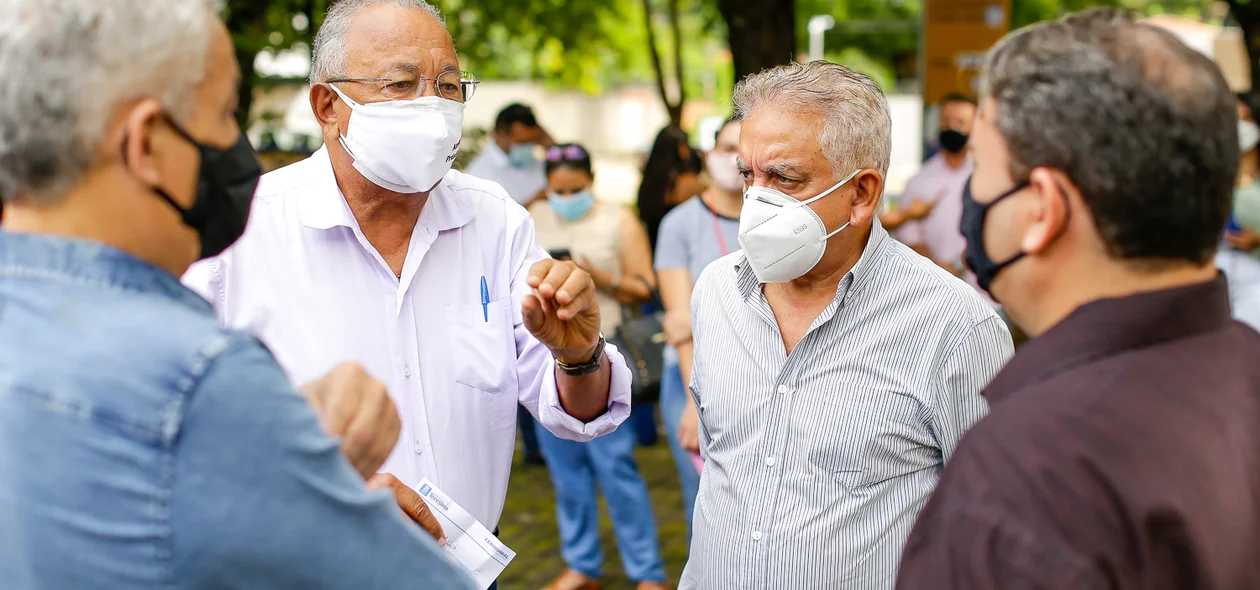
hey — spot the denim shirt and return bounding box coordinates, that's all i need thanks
[0,232,474,589]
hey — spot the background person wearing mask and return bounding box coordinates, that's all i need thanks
[897,9,1260,587]
[466,102,556,469]
[653,117,743,539]
[0,0,472,587]
[886,94,977,278]
[1227,94,1260,254]
[528,144,667,590]
[680,61,1011,590]
[638,125,706,252]
[466,102,554,206]
[630,125,704,447]
[1216,96,1260,329]
[183,0,632,560]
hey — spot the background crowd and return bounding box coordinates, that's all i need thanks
[5,0,1260,589]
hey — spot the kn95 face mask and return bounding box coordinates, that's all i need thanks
[331,84,464,194]
[737,169,861,283]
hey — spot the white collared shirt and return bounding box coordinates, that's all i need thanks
[183,147,631,528]
[463,142,547,205]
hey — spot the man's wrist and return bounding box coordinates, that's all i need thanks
[554,335,605,372]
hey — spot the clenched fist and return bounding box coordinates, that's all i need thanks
[300,363,400,479]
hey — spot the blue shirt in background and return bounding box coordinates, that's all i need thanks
[654,196,741,285]
[0,232,474,589]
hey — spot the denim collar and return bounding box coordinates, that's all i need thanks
[0,231,212,315]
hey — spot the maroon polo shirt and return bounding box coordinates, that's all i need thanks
[896,275,1260,589]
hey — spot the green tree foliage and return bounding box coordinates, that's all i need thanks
[227,0,1226,130]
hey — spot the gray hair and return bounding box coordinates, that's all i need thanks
[981,7,1235,265]
[310,0,447,84]
[733,61,892,180]
[0,0,217,204]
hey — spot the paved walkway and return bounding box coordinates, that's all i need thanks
[497,438,691,590]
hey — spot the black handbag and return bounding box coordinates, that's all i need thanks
[608,287,666,406]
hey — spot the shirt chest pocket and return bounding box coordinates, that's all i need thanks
[446,300,518,395]
[802,387,927,491]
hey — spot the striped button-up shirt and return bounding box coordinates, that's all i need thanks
[680,221,1013,589]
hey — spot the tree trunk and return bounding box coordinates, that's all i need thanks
[225,0,271,129]
[641,0,684,126]
[1231,0,1260,94]
[717,0,797,84]
[236,48,258,131]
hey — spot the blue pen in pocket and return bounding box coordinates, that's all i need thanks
[480,276,489,323]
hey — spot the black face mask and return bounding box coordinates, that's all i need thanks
[139,116,262,260]
[960,176,1029,294]
[938,129,969,154]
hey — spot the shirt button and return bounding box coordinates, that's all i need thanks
[413,442,423,454]
[777,385,788,394]
[752,531,762,541]
[765,457,776,467]
[404,365,412,378]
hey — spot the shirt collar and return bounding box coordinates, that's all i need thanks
[984,273,1235,403]
[0,231,212,314]
[297,146,475,234]
[734,216,890,302]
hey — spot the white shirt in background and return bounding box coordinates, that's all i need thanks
[464,141,547,205]
[183,147,632,529]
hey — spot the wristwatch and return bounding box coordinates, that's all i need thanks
[555,334,606,376]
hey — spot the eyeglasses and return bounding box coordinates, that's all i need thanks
[546,145,588,162]
[324,70,479,103]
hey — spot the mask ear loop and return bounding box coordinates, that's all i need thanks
[798,168,864,207]
[991,176,1073,269]
[807,169,864,242]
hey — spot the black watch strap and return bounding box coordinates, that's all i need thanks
[555,335,606,376]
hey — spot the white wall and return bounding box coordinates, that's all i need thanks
[251,76,926,206]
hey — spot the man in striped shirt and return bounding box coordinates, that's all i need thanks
[678,61,1013,589]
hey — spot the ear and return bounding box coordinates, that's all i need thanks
[310,84,342,141]
[1020,167,1072,255]
[118,98,166,187]
[849,169,886,225]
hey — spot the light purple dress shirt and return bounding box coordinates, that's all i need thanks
[183,147,632,529]
[895,153,973,266]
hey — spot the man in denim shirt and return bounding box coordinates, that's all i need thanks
[0,1,473,588]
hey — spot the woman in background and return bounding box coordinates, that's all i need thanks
[1219,94,1260,330]
[631,125,704,447]
[653,118,742,543]
[528,144,668,590]
[637,125,706,251]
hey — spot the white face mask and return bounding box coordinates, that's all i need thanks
[331,85,464,194]
[737,169,861,283]
[707,151,745,193]
[1241,120,1260,154]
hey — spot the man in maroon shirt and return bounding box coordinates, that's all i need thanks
[896,8,1260,589]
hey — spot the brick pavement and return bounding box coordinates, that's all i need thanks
[496,439,691,590]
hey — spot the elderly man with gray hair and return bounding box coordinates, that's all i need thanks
[0,0,473,587]
[679,61,1012,589]
[183,0,632,565]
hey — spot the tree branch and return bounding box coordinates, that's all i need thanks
[641,0,679,125]
[667,0,685,122]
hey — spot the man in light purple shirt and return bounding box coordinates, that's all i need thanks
[183,0,631,548]
[894,94,977,277]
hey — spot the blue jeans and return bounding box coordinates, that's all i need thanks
[516,404,541,456]
[629,401,660,446]
[534,421,666,582]
[660,360,699,542]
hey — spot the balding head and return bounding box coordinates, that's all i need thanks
[733,61,892,179]
[310,0,451,84]
[980,7,1236,265]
